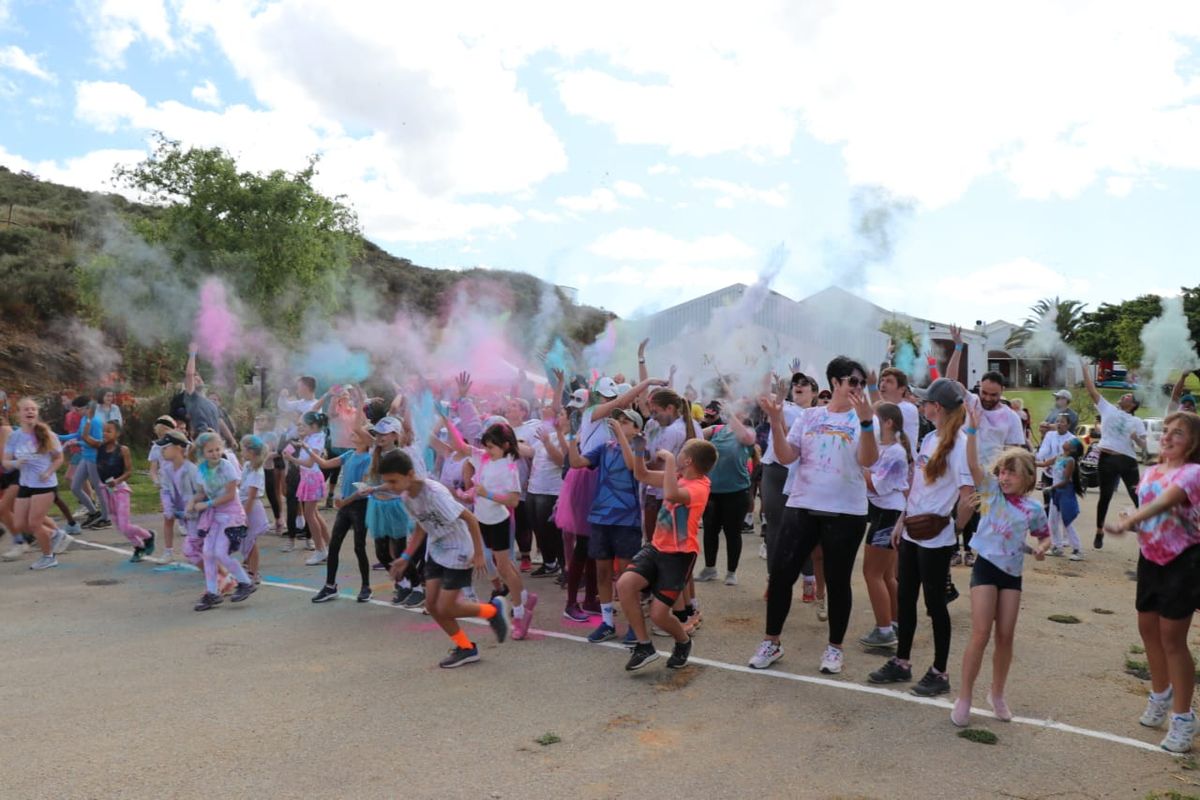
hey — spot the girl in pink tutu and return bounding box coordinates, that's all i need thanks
[284,411,331,565]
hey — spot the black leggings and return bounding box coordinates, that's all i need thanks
[514,499,532,556]
[1096,450,1140,528]
[566,535,597,604]
[528,493,563,566]
[373,536,422,585]
[263,467,282,522]
[765,507,866,644]
[896,539,955,672]
[703,489,749,572]
[284,463,306,539]
[325,498,369,589]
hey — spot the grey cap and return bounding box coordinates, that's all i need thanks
[914,378,965,410]
[615,408,644,429]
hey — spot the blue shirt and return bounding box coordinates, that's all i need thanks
[583,441,640,527]
[707,426,753,493]
[338,450,373,500]
[60,416,105,463]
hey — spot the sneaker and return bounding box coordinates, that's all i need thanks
[859,627,898,648]
[2,542,30,561]
[461,586,479,603]
[371,562,387,571]
[402,588,425,609]
[489,596,512,642]
[231,582,256,602]
[141,532,155,557]
[194,592,223,611]
[392,585,412,605]
[88,519,112,530]
[945,582,960,604]
[304,550,327,566]
[279,539,295,553]
[1093,532,1104,550]
[951,697,971,727]
[312,585,339,603]
[81,511,101,528]
[868,657,913,684]
[815,596,828,622]
[130,547,144,563]
[963,551,976,567]
[666,638,693,669]
[512,593,537,640]
[357,587,372,603]
[588,622,617,643]
[562,603,590,623]
[748,639,783,670]
[520,556,533,573]
[695,566,718,582]
[911,668,951,697]
[530,562,560,577]
[64,521,82,535]
[801,581,815,603]
[625,642,660,671]
[987,691,1013,722]
[724,572,738,586]
[490,586,510,601]
[1069,549,1084,562]
[1141,687,1174,728]
[758,542,768,560]
[29,554,58,570]
[1161,713,1197,754]
[819,645,844,674]
[51,529,71,554]
[438,645,480,669]
[1049,546,1064,557]
[304,538,316,551]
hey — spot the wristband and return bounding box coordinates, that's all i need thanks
[399,552,411,561]
[953,343,963,352]
[859,421,874,431]
[964,427,977,435]
[638,359,646,364]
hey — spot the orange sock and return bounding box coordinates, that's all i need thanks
[451,630,472,650]
[478,602,497,620]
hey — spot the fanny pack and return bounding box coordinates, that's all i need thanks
[903,513,951,541]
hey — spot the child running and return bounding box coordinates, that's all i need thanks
[379,450,511,668]
[612,426,717,671]
[189,432,256,611]
[1104,411,1200,753]
[96,420,156,562]
[950,397,1050,727]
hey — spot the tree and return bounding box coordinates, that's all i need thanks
[1074,294,1164,364]
[1005,296,1087,350]
[879,318,918,350]
[114,133,361,335]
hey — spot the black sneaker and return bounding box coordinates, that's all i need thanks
[194,592,223,611]
[666,638,693,669]
[142,532,155,557]
[490,586,510,600]
[357,587,372,603]
[392,585,412,605]
[1093,532,1104,550]
[868,657,913,684]
[81,511,101,528]
[945,581,960,604]
[231,582,257,603]
[312,585,339,603]
[402,588,425,609]
[911,668,951,697]
[489,596,512,642]
[530,562,560,577]
[129,547,144,563]
[625,642,660,671]
[87,518,112,530]
[438,645,480,668]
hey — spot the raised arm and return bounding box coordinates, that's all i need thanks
[1081,357,1101,404]
[611,421,665,488]
[590,376,666,421]
[185,342,199,394]
[724,408,757,446]
[659,451,689,505]
[851,389,879,468]
[964,401,986,487]
[944,325,964,383]
[637,339,649,383]
[758,393,798,466]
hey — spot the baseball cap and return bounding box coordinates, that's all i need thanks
[594,376,619,399]
[1053,390,1073,401]
[155,430,191,449]
[704,400,722,413]
[1181,394,1197,408]
[614,408,643,429]
[566,388,589,409]
[370,416,403,435]
[154,415,176,428]
[913,378,966,410]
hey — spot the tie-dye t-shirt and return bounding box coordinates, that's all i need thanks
[1134,463,1200,566]
[651,475,711,554]
[866,441,909,511]
[784,406,867,515]
[971,473,1050,577]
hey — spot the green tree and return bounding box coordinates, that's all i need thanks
[114,133,361,334]
[1075,294,1165,364]
[1005,296,1087,350]
[879,318,918,350]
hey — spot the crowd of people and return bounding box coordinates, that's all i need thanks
[1,332,1198,754]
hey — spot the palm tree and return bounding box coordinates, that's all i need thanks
[1005,296,1087,350]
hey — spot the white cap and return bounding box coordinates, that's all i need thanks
[566,388,589,409]
[594,376,619,399]
[370,416,403,435]
[1053,390,1073,401]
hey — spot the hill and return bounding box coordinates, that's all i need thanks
[0,165,611,394]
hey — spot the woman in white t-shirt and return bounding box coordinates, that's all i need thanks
[1082,361,1147,550]
[868,379,974,698]
[749,357,879,677]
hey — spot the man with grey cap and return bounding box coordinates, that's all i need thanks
[1039,390,1078,436]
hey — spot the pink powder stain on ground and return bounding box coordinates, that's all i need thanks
[194,278,241,370]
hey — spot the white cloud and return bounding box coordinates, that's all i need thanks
[588,228,757,263]
[690,177,788,208]
[190,79,221,107]
[648,162,680,176]
[612,179,646,198]
[0,144,147,193]
[0,45,54,81]
[556,188,622,213]
[526,209,562,224]
[82,0,176,68]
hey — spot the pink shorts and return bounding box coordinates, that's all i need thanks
[297,469,325,503]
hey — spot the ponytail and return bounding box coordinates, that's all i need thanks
[875,403,912,465]
[924,405,966,483]
[302,411,329,430]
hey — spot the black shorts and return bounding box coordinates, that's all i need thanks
[17,485,55,499]
[1136,545,1200,620]
[424,560,474,591]
[625,545,696,606]
[865,503,901,549]
[588,523,643,561]
[479,519,511,552]
[970,555,1023,592]
[1,471,18,491]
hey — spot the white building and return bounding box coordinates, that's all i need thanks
[980,320,1086,388]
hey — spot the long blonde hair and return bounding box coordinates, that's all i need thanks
[924,404,966,483]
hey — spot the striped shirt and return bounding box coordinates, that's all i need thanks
[405,479,475,570]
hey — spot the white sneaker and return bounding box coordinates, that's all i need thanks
[1069,550,1084,562]
[819,645,844,674]
[461,586,479,603]
[724,572,738,586]
[279,539,295,553]
[2,542,31,561]
[304,539,316,551]
[1141,687,1174,728]
[304,550,328,566]
[64,522,82,535]
[695,566,718,582]
[30,554,58,570]
[52,530,73,554]
[758,542,768,560]
[816,596,828,622]
[1161,713,1197,753]
[748,639,783,669]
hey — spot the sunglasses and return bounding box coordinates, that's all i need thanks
[840,376,865,388]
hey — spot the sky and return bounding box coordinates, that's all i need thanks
[2,0,1200,328]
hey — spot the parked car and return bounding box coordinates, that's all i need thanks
[1097,379,1138,390]
[1142,417,1163,463]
